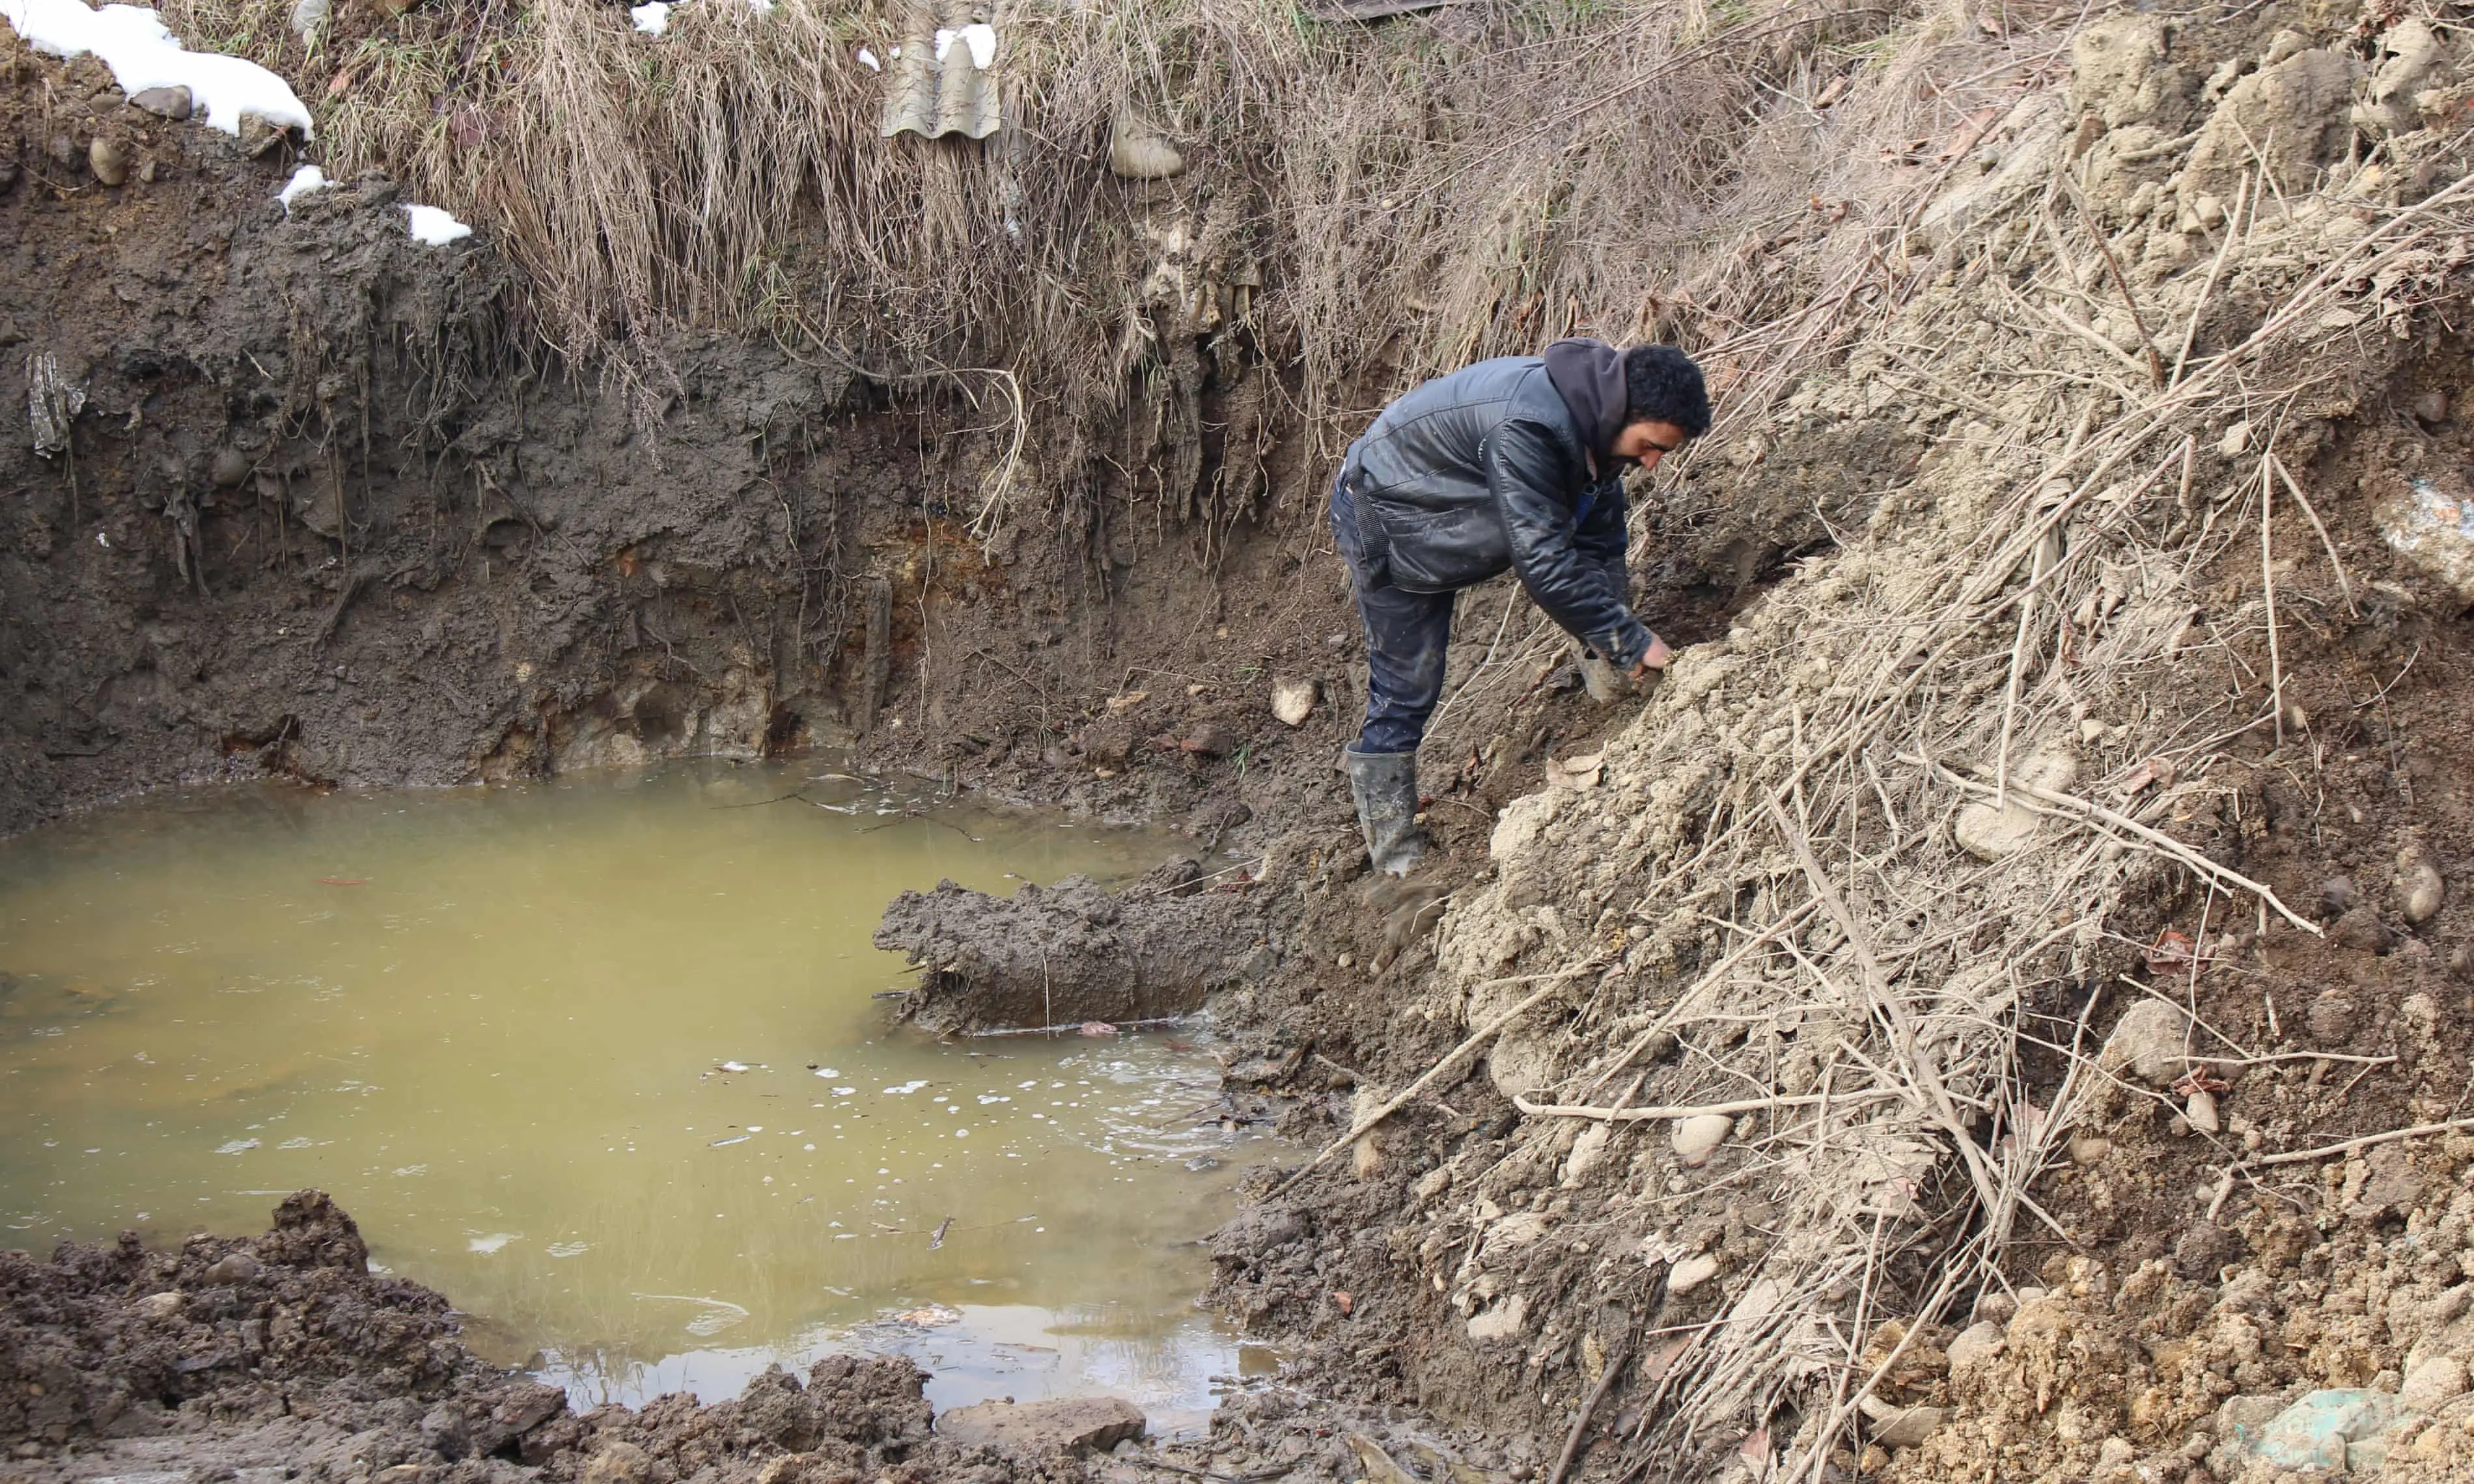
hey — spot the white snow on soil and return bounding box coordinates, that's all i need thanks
[278,164,326,209]
[933,22,995,68]
[400,204,471,245]
[629,1,668,34]
[0,0,314,139]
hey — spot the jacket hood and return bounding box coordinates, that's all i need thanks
[1542,337,1627,461]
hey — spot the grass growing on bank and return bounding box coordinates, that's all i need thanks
[152,0,2025,498]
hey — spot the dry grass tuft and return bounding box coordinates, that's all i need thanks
[153,0,2016,531]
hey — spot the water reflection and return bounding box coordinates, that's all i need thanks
[0,764,1272,1411]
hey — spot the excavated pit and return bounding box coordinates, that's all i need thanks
[11,3,2474,1483]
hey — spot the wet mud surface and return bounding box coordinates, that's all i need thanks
[876,859,1270,1035]
[14,5,2474,1483]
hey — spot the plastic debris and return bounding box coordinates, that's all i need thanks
[2378,475,2474,605]
[2229,1390,2409,1473]
[630,1,668,34]
[25,350,85,458]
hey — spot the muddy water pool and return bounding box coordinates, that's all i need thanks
[0,765,1277,1420]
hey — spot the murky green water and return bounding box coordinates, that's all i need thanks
[0,765,1275,1420]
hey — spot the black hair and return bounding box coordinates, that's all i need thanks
[1622,345,1711,438]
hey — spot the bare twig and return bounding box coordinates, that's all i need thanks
[1275,966,1592,1193]
[1907,754,2321,935]
[2254,1118,2474,1168]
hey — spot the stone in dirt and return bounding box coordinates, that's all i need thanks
[2099,998,2191,1085]
[2237,1389,2410,1473]
[2397,844,2445,924]
[1464,1293,1528,1341]
[936,1394,1145,1455]
[1945,1321,2004,1373]
[1270,676,1316,726]
[874,860,1260,1034]
[2400,1356,2470,1412]
[88,138,128,187]
[130,85,191,120]
[1862,1400,1947,1450]
[200,1251,262,1284]
[1670,1113,1732,1166]
[1667,1254,1719,1295]
[1954,748,2076,862]
[2184,1087,2220,1134]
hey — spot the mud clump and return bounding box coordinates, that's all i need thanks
[0,1190,954,1481]
[875,859,1266,1034]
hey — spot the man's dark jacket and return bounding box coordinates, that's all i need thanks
[1339,355,1654,669]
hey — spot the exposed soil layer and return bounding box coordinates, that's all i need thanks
[15,5,2474,1484]
[0,22,1753,1479]
[0,25,1801,844]
[1191,12,2474,1483]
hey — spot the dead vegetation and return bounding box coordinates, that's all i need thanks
[1266,5,2474,1479]
[147,0,2049,543]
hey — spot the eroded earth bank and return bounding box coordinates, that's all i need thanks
[10,1,2474,1482]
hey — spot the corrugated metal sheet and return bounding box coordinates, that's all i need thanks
[878,5,1001,141]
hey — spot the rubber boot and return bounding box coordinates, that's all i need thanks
[1344,748,1427,877]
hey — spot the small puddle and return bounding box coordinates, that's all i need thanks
[0,765,1279,1419]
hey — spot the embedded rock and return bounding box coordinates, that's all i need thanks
[2099,998,2191,1086]
[937,1394,1146,1455]
[1671,1113,1732,1167]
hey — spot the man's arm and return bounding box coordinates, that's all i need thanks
[1573,472,1630,600]
[1484,419,1657,669]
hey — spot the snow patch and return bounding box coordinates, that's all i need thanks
[401,204,472,245]
[0,0,314,139]
[933,22,995,68]
[629,1,668,34]
[278,165,327,210]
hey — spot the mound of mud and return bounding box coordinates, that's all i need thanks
[874,859,1267,1034]
[0,1190,966,1481]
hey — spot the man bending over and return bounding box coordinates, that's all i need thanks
[1331,338,1710,875]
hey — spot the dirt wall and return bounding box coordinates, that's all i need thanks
[0,31,1347,840]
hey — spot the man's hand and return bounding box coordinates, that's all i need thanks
[1628,633,1673,680]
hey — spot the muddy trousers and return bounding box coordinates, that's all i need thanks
[1329,476,1456,755]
